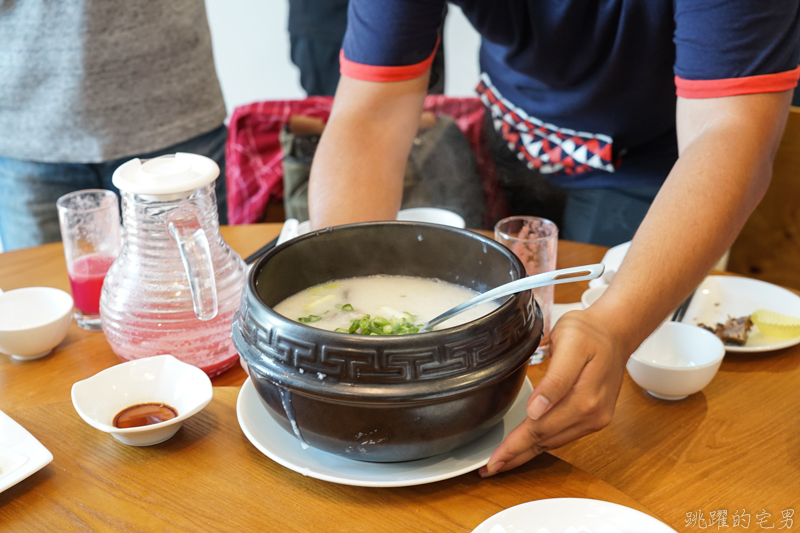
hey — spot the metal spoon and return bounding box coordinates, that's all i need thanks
[422,263,605,331]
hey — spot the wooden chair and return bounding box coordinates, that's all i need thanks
[728,106,800,290]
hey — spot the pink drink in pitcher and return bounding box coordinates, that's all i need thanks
[100,154,246,376]
[68,254,116,315]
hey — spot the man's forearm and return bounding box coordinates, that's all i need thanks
[589,91,792,355]
[308,75,429,229]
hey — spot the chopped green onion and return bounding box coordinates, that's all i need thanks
[345,314,423,336]
[336,303,354,312]
[298,313,324,323]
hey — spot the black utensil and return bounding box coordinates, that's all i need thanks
[672,290,696,322]
[244,235,279,265]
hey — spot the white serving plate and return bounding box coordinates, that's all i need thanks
[0,410,53,493]
[471,498,677,533]
[682,275,800,353]
[237,376,533,487]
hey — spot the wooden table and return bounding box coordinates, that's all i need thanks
[1,224,797,531]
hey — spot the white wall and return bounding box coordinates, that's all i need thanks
[442,6,482,98]
[204,0,481,115]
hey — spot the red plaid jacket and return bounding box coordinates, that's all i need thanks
[225,96,506,227]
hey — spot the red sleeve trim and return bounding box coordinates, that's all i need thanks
[340,37,440,82]
[676,66,800,99]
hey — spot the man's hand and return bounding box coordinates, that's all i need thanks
[479,308,628,476]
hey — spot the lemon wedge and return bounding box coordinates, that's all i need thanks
[751,309,800,339]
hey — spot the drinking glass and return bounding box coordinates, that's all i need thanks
[57,190,121,330]
[494,216,558,361]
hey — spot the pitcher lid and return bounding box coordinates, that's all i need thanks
[112,153,219,195]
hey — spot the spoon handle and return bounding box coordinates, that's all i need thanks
[423,263,605,331]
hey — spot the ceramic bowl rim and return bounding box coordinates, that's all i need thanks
[0,287,73,332]
[629,322,725,372]
[71,354,213,435]
[395,207,466,228]
[249,221,528,343]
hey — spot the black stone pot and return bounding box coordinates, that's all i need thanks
[232,222,543,462]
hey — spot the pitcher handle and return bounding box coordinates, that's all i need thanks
[169,219,218,320]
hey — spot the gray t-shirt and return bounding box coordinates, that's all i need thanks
[0,1,227,163]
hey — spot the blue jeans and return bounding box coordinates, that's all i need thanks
[0,125,228,251]
[561,184,662,246]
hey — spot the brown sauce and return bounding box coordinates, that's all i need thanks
[113,403,178,428]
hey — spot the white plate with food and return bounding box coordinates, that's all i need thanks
[471,498,677,533]
[0,410,53,493]
[237,376,532,487]
[681,275,800,353]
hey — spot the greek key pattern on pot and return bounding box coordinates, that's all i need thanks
[238,296,537,383]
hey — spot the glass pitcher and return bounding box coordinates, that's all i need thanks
[100,153,246,377]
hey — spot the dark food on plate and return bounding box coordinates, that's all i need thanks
[699,315,753,346]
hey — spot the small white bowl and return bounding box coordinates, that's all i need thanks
[71,354,213,446]
[294,207,466,238]
[580,285,608,309]
[0,287,73,361]
[626,322,725,400]
[396,207,466,228]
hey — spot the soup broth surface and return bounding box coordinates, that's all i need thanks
[273,275,499,333]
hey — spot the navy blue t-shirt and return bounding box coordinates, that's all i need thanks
[340,0,800,188]
[288,0,349,42]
